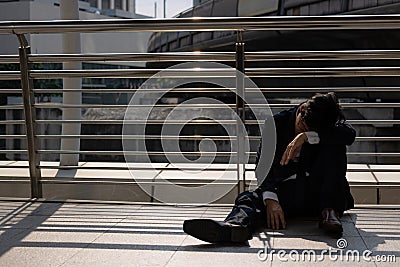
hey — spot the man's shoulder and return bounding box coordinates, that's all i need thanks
[273,107,296,123]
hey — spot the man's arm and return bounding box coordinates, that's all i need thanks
[313,121,356,146]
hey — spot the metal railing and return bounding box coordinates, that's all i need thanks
[0,15,400,201]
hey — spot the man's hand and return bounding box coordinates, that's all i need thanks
[280,133,307,165]
[265,199,286,230]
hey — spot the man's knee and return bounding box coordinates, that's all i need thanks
[235,190,259,205]
[315,144,347,162]
[317,144,346,153]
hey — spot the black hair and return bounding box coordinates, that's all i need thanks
[300,92,343,131]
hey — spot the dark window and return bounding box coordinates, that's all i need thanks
[102,0,110,9]
[115,0,123,9]
[88,0,97,8]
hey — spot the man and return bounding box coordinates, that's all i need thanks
[183,92,356,243]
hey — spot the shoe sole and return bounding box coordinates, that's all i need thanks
[319,221,343,237]
[183,219,249,243]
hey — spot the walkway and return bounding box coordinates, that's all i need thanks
[0,201,399,266]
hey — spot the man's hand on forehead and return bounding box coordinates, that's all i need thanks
[280,133,308,166]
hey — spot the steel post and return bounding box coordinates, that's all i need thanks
[235,31,246,193]
[17,34,42,198]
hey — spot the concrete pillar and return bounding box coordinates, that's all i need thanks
[60,0,82,166]
[122,0,127,11]
[110,0,115,9]
[128,0,135,13]
[97,0,102,9]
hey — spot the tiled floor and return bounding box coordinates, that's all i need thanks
[0,201,399,266]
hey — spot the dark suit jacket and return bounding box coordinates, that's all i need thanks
[256,105,356,195]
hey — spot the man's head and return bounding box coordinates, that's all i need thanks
[297,92,342,132]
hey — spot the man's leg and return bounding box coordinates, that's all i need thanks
[305,144,354,235]
[309,144,353,215]
[183,190,264,243]
[224,190,266,232]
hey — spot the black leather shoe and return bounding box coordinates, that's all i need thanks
[183,219,251,243]
[319,208,343,236]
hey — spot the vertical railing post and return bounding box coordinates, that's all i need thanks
[278,0,286,16]
[235,30,245,193]
[17,34,42,198]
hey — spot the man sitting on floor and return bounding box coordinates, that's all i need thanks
[183,92,356,243]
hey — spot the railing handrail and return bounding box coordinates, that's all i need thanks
[6,49,400,64]
[2,15,400,34]
[1,15,400,202]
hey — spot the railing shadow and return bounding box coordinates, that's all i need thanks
[0,203,399,259]
[0,201,62,256]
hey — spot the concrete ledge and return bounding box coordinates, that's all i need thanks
[0,161,399,204]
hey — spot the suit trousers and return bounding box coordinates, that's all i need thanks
[224,144,353,233]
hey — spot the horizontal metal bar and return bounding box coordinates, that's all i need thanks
[0,55,19,63]
[0,71,21,80]
[0,164,386,172]
[37,166,238,171]
[0,150,28,154]
[37,150,239,156]
[35,135,241,140]
[28,135,400,142]
[246,67,400,77]
[245,103,400,108]
[0,89,22,94]
[0,135,26,139]
[242,137,400,142]
[332,120,400,125]
[356,137,400,141]
[34,180,400,188]
[29,52,235,63]
[0,180,30,183]
[347,153,400,157]
[0,105,24,110]
[33,103,400,109]
[35,120,237,124]
[245,50,400,61]
[349,184,400,188]
[26,50,400,63]
[0,120,25,125]
[255,87,400,93]
[0,176,31,180]
[41,166,400,172]
[32,119,400,125]
[39,177,240,183]
[33,103,237,109]
[247,168,400,172]
[246,152,399,157]
[246,119,400,125]
[35,150,400,157]
[28,67,400,79]
[32,86,400,94]
[39,180,239,185]
[243,152,400,157]
[0,178,397,188]
[2,15,400,34]
[30,69,235,79]
[0,164,398,173]
[33,88,237,93]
